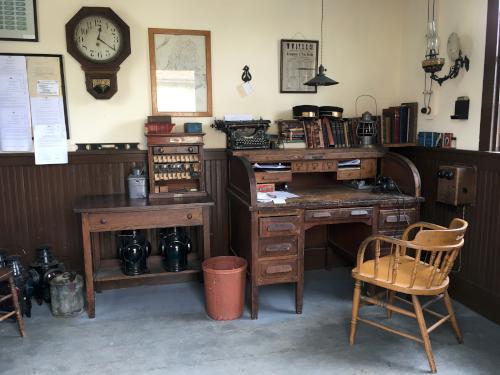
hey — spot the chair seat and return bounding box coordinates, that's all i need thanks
[352,255,449,295]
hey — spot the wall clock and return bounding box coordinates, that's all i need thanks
[65,7,131,99]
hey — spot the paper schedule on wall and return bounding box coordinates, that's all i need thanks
[0,53,69,164]
[0,55,32,151]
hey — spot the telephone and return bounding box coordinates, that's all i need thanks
[373,176,398,193]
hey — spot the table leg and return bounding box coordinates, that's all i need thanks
[202,207,211,260]
[251,281,259,319]
[295,281,304,314]
[81,213,95,318]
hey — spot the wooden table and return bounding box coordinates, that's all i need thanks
[74,194,214,318]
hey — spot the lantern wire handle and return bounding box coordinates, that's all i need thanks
[355,94,378,118]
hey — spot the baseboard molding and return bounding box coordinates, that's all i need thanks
[449,275,500,324]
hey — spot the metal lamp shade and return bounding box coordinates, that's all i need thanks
[304,65,339,86]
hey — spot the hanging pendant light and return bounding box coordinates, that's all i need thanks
[304,0,339,87]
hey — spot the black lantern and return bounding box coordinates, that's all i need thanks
[159,227,192,272]
[29,245,65,304]
[117,230,151,276]
[356,112,377,147]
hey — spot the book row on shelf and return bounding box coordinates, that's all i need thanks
[381,102,418,145]
[277,101,418,149]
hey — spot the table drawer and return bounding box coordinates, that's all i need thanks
[88,208,202,232]
[255,171,292,184]
[258,236,298,258]
[323,160,337,172]
[379,208,416,229]
[305,207,373,222]
[259,216,301,237]
[257,258,298,285]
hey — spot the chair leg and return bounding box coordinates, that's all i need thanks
[387,291,395,319]
[443,291,463,344]
[8,274,25,337]
[412,295,436,373]
[349,280,362,345]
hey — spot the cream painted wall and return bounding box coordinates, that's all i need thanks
[0,0,407,149]
[399,0,488,150]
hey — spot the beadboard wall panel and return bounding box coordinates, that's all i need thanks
[397,147,500,324]
[0,149,228,271]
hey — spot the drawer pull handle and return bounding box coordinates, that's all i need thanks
[187,213,193,220]
[188,146,194,153]
[351,210,369,216]
[265,243,292,253]
[312,212,331,218]
[267,223,295,232]
[266,265,293,274]
[386,214,410,223]
[100,218,107,224]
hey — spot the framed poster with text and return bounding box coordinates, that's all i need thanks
[0,0,38,41]
[280,39,318,94]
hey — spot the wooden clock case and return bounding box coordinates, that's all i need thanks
[65,7,131,99]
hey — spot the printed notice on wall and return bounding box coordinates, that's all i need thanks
[31,97,68,165]
[0,55,33,151]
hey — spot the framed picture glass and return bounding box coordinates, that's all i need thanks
[0,0,38,42]
[280,39,318,94]
[148,28,212,117]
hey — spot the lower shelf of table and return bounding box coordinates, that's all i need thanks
[95,255,202,291]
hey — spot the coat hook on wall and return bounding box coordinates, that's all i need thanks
[241,65,252,82]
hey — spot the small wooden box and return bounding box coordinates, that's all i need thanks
[147,133,206,198]
[436,165,476,206]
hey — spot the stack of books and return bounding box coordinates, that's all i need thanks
[277,120,307,149]
[145,115,175,134]
[303,118,361,148]
[381,102,418,145]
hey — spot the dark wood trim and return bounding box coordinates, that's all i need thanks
[479,0,500,151]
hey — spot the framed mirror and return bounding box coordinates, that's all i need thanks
[148,28,212,117]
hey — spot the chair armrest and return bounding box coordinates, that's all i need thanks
[402,221,447,241]
[355,235,417,269]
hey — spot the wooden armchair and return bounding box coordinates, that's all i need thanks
[349,218,468,373]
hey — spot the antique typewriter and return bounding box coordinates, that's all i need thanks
[212,119,271,150]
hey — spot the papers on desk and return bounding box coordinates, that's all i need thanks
[338,159,361,168]
[253,163,290,170]
[257,191,299,204]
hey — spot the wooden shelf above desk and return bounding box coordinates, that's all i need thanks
[229,147,386,163]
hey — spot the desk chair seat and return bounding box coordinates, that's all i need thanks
[0,268,26,337]
[354,254,449,295]
[349,219,468,373]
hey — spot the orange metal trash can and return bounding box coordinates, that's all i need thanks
[202,256,247,320]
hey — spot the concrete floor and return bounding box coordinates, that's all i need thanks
[1,268,499,375]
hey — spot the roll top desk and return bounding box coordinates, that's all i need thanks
[227,148,422,319]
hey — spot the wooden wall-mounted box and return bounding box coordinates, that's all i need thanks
[436,165,476,206]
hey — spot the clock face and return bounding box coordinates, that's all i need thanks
[73,16,122,63]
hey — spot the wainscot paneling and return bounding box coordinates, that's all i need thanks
[0,149,229,272]
[397,147,500,324]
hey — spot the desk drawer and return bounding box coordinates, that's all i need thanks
[255,171,292,184]
[337,168,361,180]
[88,208,202,232]
[257,258,298,285]
[379,208,416,229]
[259,216,301,237]
[291,161,324,173]
[305,207,373,223]
[258,236,298,258]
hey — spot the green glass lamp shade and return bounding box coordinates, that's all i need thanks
[304,65,339,86]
